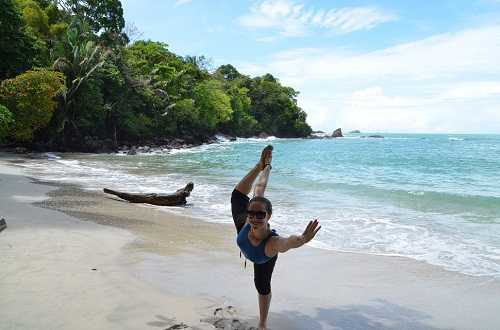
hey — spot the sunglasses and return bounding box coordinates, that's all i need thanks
[247,210,267,220]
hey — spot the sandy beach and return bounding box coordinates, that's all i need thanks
[1,156,500,330]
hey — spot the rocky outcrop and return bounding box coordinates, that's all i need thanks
[14,147,28,154]
[332,128,343,138]
[258,132,270,139]
[215,133,237,142]
[349,130,361,134]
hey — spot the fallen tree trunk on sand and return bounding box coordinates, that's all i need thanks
[0,218,6,232]
[103,182,194,206]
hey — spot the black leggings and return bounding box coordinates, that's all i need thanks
[231,189,277,295]
[253,254,277,295]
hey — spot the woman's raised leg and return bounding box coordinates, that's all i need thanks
[235,145,273,195]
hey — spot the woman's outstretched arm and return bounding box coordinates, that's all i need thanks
[235,145,273,195]
[266,219,321,256]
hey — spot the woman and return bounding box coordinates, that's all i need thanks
[231,145,321,330]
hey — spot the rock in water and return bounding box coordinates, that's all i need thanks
[0,218,6,232]
[258,132,270,139]
[14,147,28,154]
[332,128,343,138]
[349,130,361,133]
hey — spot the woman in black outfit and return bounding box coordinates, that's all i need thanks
[231,145,321,329]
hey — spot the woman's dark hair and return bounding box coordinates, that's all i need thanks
[249,196,272,215]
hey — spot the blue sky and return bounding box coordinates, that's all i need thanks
[121,0,500,133]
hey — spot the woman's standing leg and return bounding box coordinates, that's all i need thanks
[254,255,278,329]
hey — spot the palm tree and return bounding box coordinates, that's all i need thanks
[52,18,107,136]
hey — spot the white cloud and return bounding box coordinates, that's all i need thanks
[335,87,432,132]
[318,7,396,33]
[256,25,500,84]
[174,0,192,6]
[439,82,500,100]
[255,36,279,43]
[236,25,500,133]
[238,0,396,37]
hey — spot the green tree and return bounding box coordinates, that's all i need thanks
[63,0,127,45]
[213,64,260,136]
[96,54,156,144]
[215,64,242,82]
[124,41,190,98]
[52,18,107,135]
[245,74,311,137]
[14,0,71,68]
[16,0,50,35]
[0,69,66,142]
[159,98,198,137]
[0,0,36,79]
[123,41,197,135]
[0,105,14,142]
[193,80,232,134]
[227,86,259,137]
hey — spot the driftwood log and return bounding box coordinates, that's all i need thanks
[103,182,194,206]
[0,218,6,232]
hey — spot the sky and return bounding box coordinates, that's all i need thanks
[121,0,500,133]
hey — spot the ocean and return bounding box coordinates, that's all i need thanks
[17,134,500,277]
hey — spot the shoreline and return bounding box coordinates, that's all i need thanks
[0,132,265,155]
[2,159,500,329]
[0,165,225,330]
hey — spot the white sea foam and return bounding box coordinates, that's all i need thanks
[273,211,500,277]
[241,136,279,142]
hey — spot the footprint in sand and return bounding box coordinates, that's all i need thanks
[147,315,188,329]
[165,324,189,330]
[148,306,257,330]
[199,306,253,330]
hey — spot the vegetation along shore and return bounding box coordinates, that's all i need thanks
[0,0,312,153]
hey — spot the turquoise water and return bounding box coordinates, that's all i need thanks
[20,134,500,277]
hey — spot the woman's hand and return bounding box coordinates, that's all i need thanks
[257,145,273,171]
[268,219,322,255]
[300,219,321,244]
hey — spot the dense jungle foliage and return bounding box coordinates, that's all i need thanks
[0,0,312,151]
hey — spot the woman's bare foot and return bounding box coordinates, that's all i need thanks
[258,145,273,170]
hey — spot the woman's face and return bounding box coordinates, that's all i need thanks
[247,200,271,229]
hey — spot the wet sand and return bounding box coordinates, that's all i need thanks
[1,158,500,329]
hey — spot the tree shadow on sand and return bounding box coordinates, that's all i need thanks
[249,299,452,330]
